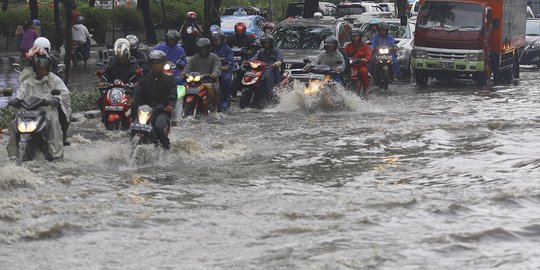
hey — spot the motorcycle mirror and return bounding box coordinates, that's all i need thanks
[366,41,372,46]
[2,88,13,97]
[135,69,143,76]
[57,63,66,73]
[400,15,408,26]
[394,40,400,44]
[51,89,61,96]
[96,70,104,77]
[303,58,311,64]
[12,63,20,68]
[335,61,343,64]
[96,63,106,68]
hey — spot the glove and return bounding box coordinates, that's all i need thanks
[8,98,21,107]
[165,105,174,113]
[46,97,60,107]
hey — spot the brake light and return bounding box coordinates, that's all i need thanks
[250,33,257,38]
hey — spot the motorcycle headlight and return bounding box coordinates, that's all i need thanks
[532,42,540,49]
[304,80,321,94]
[414,49,427,59]
[193,75,201,82]
[164,63,171,71]
[109,89,123,104]
[379,48,390,54]
[17,119,38,133]
[250,62,260,69]
[187,75,194,82]
[137,110,152,125]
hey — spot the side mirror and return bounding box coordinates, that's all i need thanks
[400,15,408,26]
[57,63,66,73]
[96,63,106,68]
[492,18,500,29]
[303,58,311,64]
[96,70,104,77]
[51,89,61,96]
[394,40,400,44]
[135,69,143,76]
[366,41,372,46]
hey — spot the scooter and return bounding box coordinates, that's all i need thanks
[374,46,394,91]
[7,89,62,165]
[239,60,269,109]
[130,104,170,149]
[96,69,142,130]
[182,72,213,117]
[301,61,346,110]
[71,40,88,66]
[231,47,248,98]
[349,58,370,97]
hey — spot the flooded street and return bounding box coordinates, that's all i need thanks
[1,67,540,269]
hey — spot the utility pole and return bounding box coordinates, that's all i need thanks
[160,0,168,31]
[268,0,273,21]
[64,0,74,83]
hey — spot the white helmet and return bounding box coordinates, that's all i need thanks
[114,38,130,59]
[33,37,51,53]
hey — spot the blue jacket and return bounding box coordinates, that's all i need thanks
[251,48,283,65]
[154,43,187,84]
[211,44,234,77]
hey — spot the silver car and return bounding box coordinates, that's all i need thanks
[359,19,416,77]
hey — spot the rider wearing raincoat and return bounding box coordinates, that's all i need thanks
[370,22,400,79]
[210,28,234,111]
[250,34,283,99]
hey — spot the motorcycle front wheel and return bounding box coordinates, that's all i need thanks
[239,87,255,109]
[183,102,196,117]
[16,141,34,165]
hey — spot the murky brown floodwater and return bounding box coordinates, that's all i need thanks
[1,67,540,269]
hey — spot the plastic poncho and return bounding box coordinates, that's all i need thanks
[7,72,71,159]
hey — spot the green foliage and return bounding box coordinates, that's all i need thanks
[70,90,100,113]
[0,106,16,130]
[150,0,204,29]
[78,5,112,44]
[113,7,144,32]
[0,8,30,37]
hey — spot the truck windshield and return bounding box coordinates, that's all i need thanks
[338,6,366,16]
[417,2,483,31]
[526,21,540,36]
[274,26,335,49]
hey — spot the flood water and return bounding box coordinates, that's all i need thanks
[1,67,540,269]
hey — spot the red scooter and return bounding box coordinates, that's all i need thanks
[96,69,142,130]
[182,72,213,117]
[239,60,269,109]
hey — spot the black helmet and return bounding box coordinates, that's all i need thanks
[259,34,275,46]
[324,36,338,47]
[148,50,167,62]
[32,53,52,71]
[76,16,84,24]
[379,22,389,31]
[166,29,180,41]
[351,29,363,37]
[211,30,226,41]
[196,38,211,48]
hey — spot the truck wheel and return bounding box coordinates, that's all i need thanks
[475,72,488,86]
[415,69,428,87]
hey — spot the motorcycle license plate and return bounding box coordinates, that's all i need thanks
[131,123,152,133]
[438,62,454,69]
[105,106,124,111]
[186,88,200,95]
[244,72,257,77]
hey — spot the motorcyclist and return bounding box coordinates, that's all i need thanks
[72,16,91,59]
[154,30,187,85]
[310,36,346,84]
[344,29,372,92]
[210,28,234,112]
[182,38,221,112]
[363,19,380,43]
[126,34,148,73]
[370,22,400,80]
[131,50,177,150]
[227,22,255,48]
[19,38,62,82]
[179,11,202,56]
[262,22,275,35]
[6,53,71,159]
[250,34,283,100]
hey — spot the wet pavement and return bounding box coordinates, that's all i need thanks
[1,67,540,269]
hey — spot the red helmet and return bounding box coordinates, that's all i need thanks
[235,22,247,34]
[187,11,197,19]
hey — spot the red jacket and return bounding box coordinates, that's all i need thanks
[344,42,372,65]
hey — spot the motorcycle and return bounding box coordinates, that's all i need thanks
[96,69,142,130]
[182,72,213,117]
[130,104,170,149]
[349,58,370,97]
[71,40,88,66]
[374,46,394,91]
[239,59,270,109]
[8,89,62,165]
[163,62,187,123]
[231,47,248,98]
[301,62,346,110]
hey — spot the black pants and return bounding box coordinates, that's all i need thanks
[58,107,69,142]
[153,112,170,149]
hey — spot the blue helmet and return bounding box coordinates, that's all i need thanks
[369,18,380,26]
[210,24,221,33]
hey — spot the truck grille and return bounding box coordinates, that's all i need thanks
[428,51,466,60]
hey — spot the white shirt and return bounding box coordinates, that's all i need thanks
[72,24,90,43]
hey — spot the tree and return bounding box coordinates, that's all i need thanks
[64,0,74,83]
[204,0,221,36]
[29,0,39,20]
[138,0,157,44]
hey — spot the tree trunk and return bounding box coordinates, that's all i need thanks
[54,0,63,50]
[160,0,168,32]
[303,0,318,18]
[64,0,74,83]
[139,0,157,44]
[204,0,222,37]
[29,0,39,20]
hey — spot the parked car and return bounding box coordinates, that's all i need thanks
[224,6,268,19]
[350,12,397,27]
[359,18,416,76]
[273,17,352,70]
[220,15,267,39]
[520,19,540,67]
[378,2,397,15]
[285,1,340,18]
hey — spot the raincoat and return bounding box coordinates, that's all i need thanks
[370,33,400,76]
[211,43,234,109]
[7,73,71,159]
[251,48,283,95]
[154,43,187,85]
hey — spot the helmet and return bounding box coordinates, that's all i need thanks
[126,35,140,50]
[211,30,226,41]
[114,38,131,59]
[259,34,275,47]
[76,16,84,24]
[209,24,220,33]
[351,29,363,38]
[148,50,167,62]
[234,22,247,34]
[187,11,197,19]
[32,53,52,71]
[379,22,389,31]
[369,18,380,26]
[32,19,41,26]
[166,29,180,41]
[196,38,211,49]
[263,22,275,32]
[33,37,51,52]
[324,36,338,47]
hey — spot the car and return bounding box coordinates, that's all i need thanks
[220,15,267,39]
[359,18,416,76]
[378,2,397,15]
[285,2,340,18]
[273,17,352,70]
[520,19,540,67]
[410,0,420,16]
[338,2,385,23]
[223,6,268,19]
[350,12,398,28]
